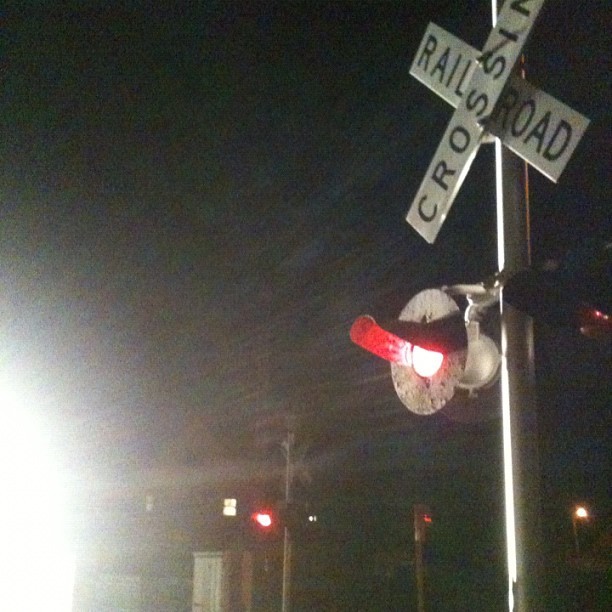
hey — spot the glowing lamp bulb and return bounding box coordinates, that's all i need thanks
[412,345,444,378]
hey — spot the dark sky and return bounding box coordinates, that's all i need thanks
[0,2,609,598]
[1,0,500,459]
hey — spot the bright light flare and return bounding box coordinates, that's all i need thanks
[0,377,75,611]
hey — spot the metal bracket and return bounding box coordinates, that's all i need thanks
[442,280,501,323]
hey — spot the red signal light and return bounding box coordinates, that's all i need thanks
[252,511,273,529]
[577,305,611,340]
[350,316,444,377]
[423,514,433,524]
[350,316,411,365]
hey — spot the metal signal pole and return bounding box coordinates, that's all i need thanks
[492,2,543,610]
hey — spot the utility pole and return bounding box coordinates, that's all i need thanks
[413,504,430,612]
[281,429,294,612]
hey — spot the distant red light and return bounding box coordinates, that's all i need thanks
[423,514,433,524]
[252,511,273,528]
[578,305,612,339]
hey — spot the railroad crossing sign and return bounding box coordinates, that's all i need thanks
[406,0,590,244]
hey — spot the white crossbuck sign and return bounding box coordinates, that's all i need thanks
[406,0,590,243]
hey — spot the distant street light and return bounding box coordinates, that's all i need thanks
[571,505,589,554]
[575,506,588,519]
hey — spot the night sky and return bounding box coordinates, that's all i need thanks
[1,1,610,609]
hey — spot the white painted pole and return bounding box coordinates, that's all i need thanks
[492,2,543,610]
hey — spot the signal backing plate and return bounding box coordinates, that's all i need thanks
[391,289,467,415]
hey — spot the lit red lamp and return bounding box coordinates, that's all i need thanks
[350,315,444,378]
